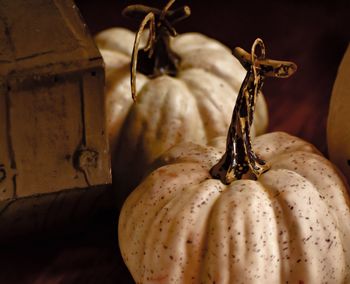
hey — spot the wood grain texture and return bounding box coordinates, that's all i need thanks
[0,0,349,283]
[0,0,111,241]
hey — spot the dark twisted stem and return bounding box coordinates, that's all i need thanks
[123,1,191,100]
[210,39,297,184]
[123,5,191,26]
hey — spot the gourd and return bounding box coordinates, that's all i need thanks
[119,39,350,283]
[328,44,350,183]
[94,1,268,199]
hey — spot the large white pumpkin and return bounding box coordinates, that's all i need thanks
[95,27,268,198]
[119,131,350,283]
[328,44,350,183]
[119,38,350,283]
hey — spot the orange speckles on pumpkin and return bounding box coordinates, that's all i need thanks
[166,172,178,178]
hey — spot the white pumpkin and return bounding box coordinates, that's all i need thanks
[119,131,350,283]
[328,44,350,183]
[119,39,350,283]
[94,25,268,198]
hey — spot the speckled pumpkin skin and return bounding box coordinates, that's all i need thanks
[94,28,268,198]
[119,132,350,284]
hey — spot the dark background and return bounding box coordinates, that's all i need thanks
[77,0,350,155]
[1,1,349,283]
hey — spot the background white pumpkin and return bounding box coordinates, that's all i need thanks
[328,44,350,183]
[94,27,268,197]
[119,131,350,283]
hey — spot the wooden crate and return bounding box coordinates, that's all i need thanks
[0,0,111,238]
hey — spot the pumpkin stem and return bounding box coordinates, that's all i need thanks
[210,38,297,184]
[123,0,191,101]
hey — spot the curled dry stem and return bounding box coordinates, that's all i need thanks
[126,0,190,101]
[130,12,155,101]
